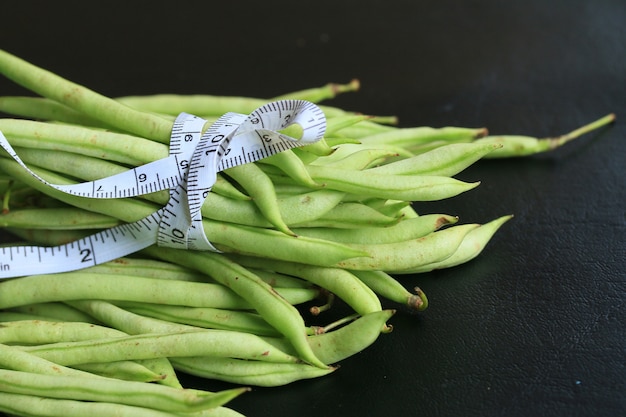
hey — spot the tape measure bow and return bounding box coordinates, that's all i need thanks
[0,99,326,278]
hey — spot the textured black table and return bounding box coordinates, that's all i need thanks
[1,1,624,417]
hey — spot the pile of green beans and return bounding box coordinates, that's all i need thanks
[0,49,615,417]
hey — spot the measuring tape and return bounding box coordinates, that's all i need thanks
[0,100,326,279]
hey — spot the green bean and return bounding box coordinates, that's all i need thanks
[87,257,207,282]
[0,96,107,128]
[0,320,123,344]
[224,163,293,235]
[476,114,615,158]
[227,255,382,316]
[0,391,246,417]
[304,164,480,201]
[271,79,360,103]
[0,207,119,230]
[20,329,300,365]
[334,223,479,271]
[171,357,336,387]
[0,49,173,142]
[145,249,329,369]
[117,302,282,337]
[363,198,410,218]
[245,267,312,289]
[69,361,166,383]
[322,114,374,136]
[4,227,88,247]
[352,270,427,311]
[326,119,397,139]
[67,300,196,335]
[316,147,399,170]
[117,94,267,117]
[258,150,319,187]
[291,201,400,228]
[0,119,168,166]
[260,309,395,366]
[0,312,61,323]
[357,126,487,150]
[0,343,97,379]
[0,273,251,310]
[9,302,98,323]
[367,142,502,176]
[402,215,513,273]
[0,369,248,413]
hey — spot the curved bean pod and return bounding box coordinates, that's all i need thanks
[224,163,294,235]
[352,270,427,311]
[334,224,479,271]
[368,142,501,176]
[259,150,319,187]
[172,357,336,387]
[401,215,513,273]
[262,310,395,366]
[228,254,382,316]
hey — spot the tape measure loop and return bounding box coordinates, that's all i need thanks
[0,100,326,279]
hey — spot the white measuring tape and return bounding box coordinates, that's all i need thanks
[0,100,326,279]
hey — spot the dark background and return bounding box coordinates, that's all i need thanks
[1,1,624,416]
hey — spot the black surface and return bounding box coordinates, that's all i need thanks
[1,1,625,416]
